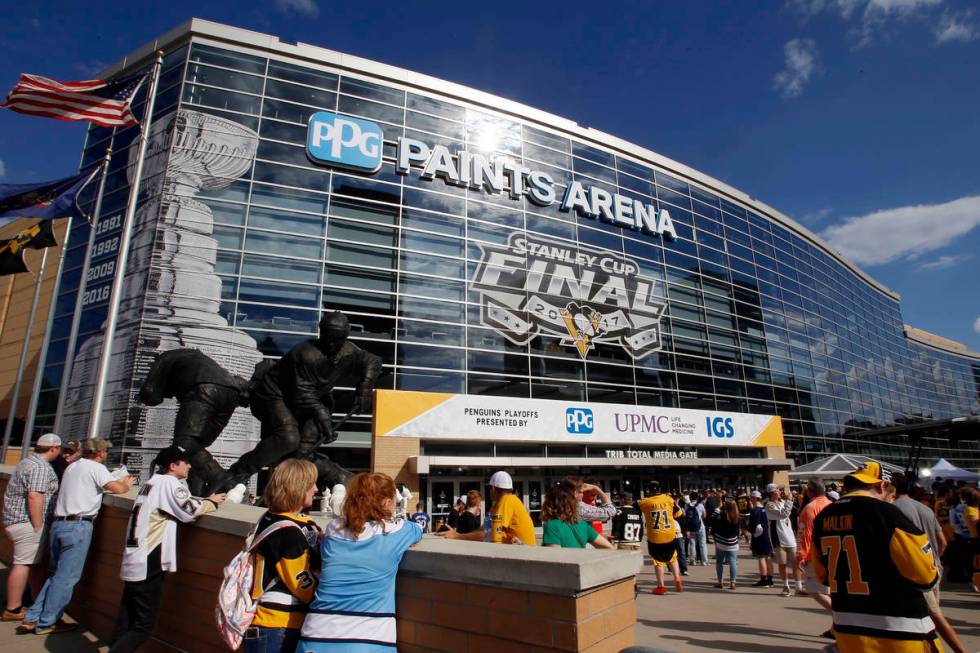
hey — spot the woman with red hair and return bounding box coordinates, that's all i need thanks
[296,473,422,652]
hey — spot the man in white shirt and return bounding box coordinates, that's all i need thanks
[764,483,801,596]
[19,437,134,635]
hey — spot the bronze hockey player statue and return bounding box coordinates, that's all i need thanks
[139,311,383,494]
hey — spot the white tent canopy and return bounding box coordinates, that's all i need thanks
[921,458,980,485]
[788,454,904,481]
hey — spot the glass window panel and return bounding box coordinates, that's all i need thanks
[338,95,404,125]
[400,251,463,278]
[403,188,464,216]
[329,218,397,246]
[524,125,570,152]
[262,98,323,124]
[340,77,405,105]
[205,199,247,226]
[407,93,464,121]
[252,162,329,191]
[323,287,395,314]
[330,197,399,225]
[259,119,307,144]
[398,344,464,370]
[402,230,463,257]
[245,230,322,259]
[399,295,463,321]
[398,370,464,393]
[401,208,463,237]
[242,254,320,283]
[323,264,395,292]
[265,78,337,109]
[189,44,266,74]
[399,274,465,301]
[468,374,531,398]
[256,140,312,167]
[212,225,243,249]
[250,183,328,214]
[326,242,396,269]
[235,302,317,331]
[247,206,324,236]
[238,278,319,307]
[182,84,261,115]
[184,63,264,93]
[468,350,529,375]
[405,110,463,139]
[267,60,337,90]
[400,320,464,346]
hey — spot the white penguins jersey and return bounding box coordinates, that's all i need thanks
[120,473,217,581]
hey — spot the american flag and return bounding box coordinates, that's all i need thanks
[1,73,146,127]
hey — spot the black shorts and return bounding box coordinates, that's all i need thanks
[647,540,677,565]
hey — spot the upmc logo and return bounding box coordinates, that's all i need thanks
[307,112,383,172]
[566,407,594,434]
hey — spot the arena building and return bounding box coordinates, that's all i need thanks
[21,19,978,518]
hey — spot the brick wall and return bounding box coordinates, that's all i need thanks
[395,575,635,653]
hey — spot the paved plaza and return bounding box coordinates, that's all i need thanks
[2,553,978,652]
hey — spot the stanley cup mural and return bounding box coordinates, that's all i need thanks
[60,109,263,481]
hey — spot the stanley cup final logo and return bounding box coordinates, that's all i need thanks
[471,234,667,359]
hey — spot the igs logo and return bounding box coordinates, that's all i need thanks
[706,416,735,438]
[307,112,383,172]
[566,407,594,434]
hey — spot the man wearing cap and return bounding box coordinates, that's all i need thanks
[438,471,535,545]
[19,437,136,635]
[109,445,226,653]
[611,492,644,550]
[811,461,943,653]
[2,433,61,622]
[50,440,80,482]
[765,482,801,596]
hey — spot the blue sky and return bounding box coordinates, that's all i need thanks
[1,0,978,349]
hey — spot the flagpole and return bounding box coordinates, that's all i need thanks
[86,51,163,440]
[54,148,112,433]
[21,217,73,455]
[0,247,50,463]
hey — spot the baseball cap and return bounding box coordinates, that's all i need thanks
[62,439,80,453]
[848,461,891,485]
[489,470,513,490]
[750,490,762,499]
[765,483,779,494]
[154,445,190,471]
[81,437,112,455]
[827,491,840,500]
[621,491,634,502]
[455,496,466,505]
[36,433,62,447]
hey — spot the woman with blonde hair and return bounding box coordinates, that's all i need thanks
[541,479,613,549]
[243,458,321,653]
[297,472,423,651]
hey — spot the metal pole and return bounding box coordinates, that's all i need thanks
[1,247,51,462]
[87,52,163,440]
[54,149,112,432]
[21,216,74,453]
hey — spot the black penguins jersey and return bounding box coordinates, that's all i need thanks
[611,505,644,543]
[811,494,939,649]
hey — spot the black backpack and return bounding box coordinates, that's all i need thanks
[684,504,702,532]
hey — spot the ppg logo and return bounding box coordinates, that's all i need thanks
[706,416,735,438]
[566,407,594,434]
[307,112,383,172]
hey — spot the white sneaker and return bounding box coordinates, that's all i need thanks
[225,483,247,504]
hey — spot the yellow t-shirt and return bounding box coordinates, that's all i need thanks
[490,493,536,546]
[637,494,682,544]
[965,506,979,539]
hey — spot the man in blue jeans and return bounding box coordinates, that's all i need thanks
[19,438,134,635]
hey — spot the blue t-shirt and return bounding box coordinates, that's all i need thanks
[410,511,430,532]
[298,518,422,651]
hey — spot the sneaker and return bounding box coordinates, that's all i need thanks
[781,586,791,597]
[796,588,809,596]
[16,622,36,634]
[2,607,26,621]
[652,586,668,595]
[680,570,689,576]
[752,578,768,587]
[34,620,78,635]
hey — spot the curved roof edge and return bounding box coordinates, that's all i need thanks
[100,18,899,301]
[905,326,980,361]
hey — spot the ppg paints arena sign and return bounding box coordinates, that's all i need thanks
[307,111,675,359]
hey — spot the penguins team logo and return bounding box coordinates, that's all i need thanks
[471,234,667,359]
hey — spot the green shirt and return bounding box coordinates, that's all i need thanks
[542,519,599,548]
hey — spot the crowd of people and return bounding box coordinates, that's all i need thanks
[4,440,978,653]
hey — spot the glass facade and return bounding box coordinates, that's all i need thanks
[34,30,980,474]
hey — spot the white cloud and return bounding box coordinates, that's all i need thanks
[773,39,819,98]
[274,0,319,17]
[0,159,5,178]
[789,0,945,45]
[797,207,834,225]
[917,254,971,270]
[974,317,980,334]
[935,11,979,43]
[820,195,980,267]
